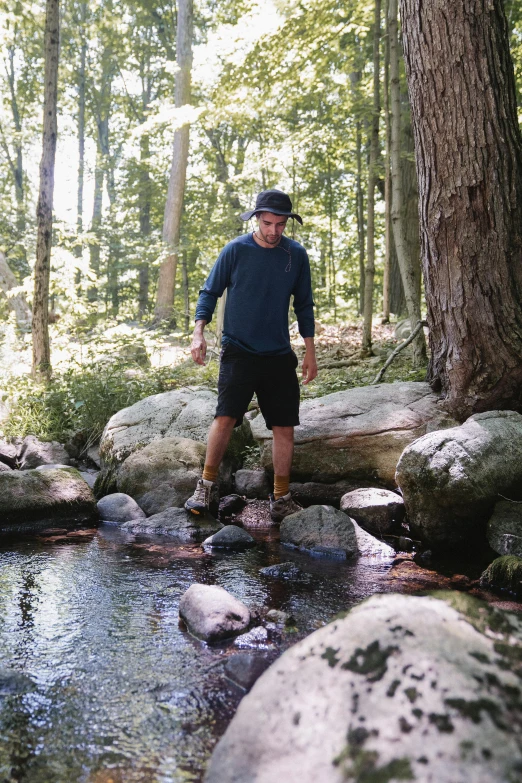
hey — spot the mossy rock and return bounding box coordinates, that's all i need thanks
[480,555,522,597]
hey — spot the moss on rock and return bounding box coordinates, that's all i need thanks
[480,555,522,597]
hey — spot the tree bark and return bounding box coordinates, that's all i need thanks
[382,2,391,323]
[155,0,194,322]
[389,0,426,364]
[362,0,381,354]
[75,1,87,261]
[401,0,522,418]
[0,252,31,325]
[349,71,365,316]
[32,0,59,380]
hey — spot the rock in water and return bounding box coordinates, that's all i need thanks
[97,493,146,523]
[19,435,71,469]
[203,525,255,551]
[280,505,359,558]
[340,487,405,536]
[224,653,272,692]
[259,562,305,580]
[179,584,250,643]
[121,507,223,542]
[396,411,522,550]
[0,468,97,532]
[204,592,522,783]
[487,499,522,557]
[251,382,454,486]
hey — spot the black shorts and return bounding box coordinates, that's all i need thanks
[216,343,300,430]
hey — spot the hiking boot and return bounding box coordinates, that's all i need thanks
[269,492,302,523]
[185,479,219,516]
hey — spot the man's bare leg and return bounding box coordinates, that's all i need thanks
[204,416,237,469]
[272,426,294,499]
[185,416,236,515]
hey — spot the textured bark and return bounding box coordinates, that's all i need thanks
[401,0,522,418]
[155,0,194,322]
[362,0,381,353]
[32,0,59,380]
[0,252,31,325]
[389,0,426,364]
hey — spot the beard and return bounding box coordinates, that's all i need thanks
[257,226,281,245]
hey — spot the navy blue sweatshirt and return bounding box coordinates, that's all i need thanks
[195,232,315,355]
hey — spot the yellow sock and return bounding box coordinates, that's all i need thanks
[202,464,219,483]
[274,475,290,499]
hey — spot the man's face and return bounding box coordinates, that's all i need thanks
[256,212,288,244]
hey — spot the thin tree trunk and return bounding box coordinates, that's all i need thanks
[382,0,391,323]
[326,157,336,321]
[0,252,31,325]
[362,0,381,354]
[155,0,194,322]
[88,154,104,301]
[5,31,26,269]
[349,71,365,316]
[75,1,87,261]
[389,0,426,364]
[401,0,522,417]
[32,0,59,380]
[138,129,151,318]
[182,249,189,332]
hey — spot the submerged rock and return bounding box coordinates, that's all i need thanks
[121,507,223,542]
[0,667,34,695]
[205,592,522,783]
[259,562,306,580]
[480,555,522,596]
[340,487,405,536]
[179,584,250,643]
[396,411,522,550]
[97,493,146,524]
[224,653,272,692]
[203,525,255,551]
[280,505,359,558]
[487,499,522,557]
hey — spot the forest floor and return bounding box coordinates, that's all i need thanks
[0,317,428,450]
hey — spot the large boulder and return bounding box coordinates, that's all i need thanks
[487,500,522,557]
[116,436,206,515]
[0,468,97,532]
[340,488,405,536]
[205,592,522,783]
[179,584,250,643]
[121,507,223,542]
[250,382,454,486]
[280,505,359,558]
[396,411,522,550]
[19,435,71,470]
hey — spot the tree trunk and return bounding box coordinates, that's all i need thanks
[389,0,426,364]
[401,0,522,417]
[32,0,59,381]
[75,1,87,262]
[155,0,194,322]
[382,1,391,323]
[138,128,151,318]
[349,71,365,316]
[181,249,190,332]
[362,0,381,354]
[0,252,31,325]
[88,153,104,301]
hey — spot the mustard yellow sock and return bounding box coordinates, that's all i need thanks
[274,475,290,500]
[202,464,219,483]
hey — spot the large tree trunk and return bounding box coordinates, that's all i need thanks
[0,252,31,326]
[382,2,391,324]
[362,0,381,354]
[32,0,59,380]
[389,0,426,364]
[401,0,522,418]
[155,0,194,322]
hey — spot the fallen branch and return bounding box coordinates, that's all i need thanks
[317,357,360,370]
[372,320,428,384]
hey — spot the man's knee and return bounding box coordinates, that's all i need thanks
[213,415,237,430]
[272,425,294,441]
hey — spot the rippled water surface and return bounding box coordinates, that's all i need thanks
[0,522,518,783]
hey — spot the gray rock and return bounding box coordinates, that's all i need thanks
[0,468,97,532]
[265,609,295,625]
[290,480,369,509]
[352,520,396,558]
[219,494,247,518]
[121,507,222,542]
[340,487,405,536]
[280,505,359,558]
[19,435,71,470]
[234,469,271,499]
[234,626,269,647]
[80,471,99,489]
[480,555,522,596]
[260,562,305,580]
[396,411,522,549]
[224,654,272,692]
[395,317,413,339]
[203,525,255,550]
[251,382,455,486]
[205,592,522,783]
[0,440,18,468]
[487,499,522,556]
[97,493,146,524]
[87,445,101,468]
[179,584,250,643]
[0,462,12,472]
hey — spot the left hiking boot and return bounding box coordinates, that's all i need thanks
[185,479,219,517]
[269,492,302,524]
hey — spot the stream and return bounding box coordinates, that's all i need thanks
[0,522,520,783]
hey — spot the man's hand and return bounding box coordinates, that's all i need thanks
[302,338,318,385]
[191,321,207,365]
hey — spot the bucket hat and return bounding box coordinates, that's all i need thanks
[240,189,303,225]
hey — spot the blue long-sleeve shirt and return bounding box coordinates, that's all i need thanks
[195,232,315,355]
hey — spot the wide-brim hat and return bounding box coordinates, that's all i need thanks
[240,189,303,225]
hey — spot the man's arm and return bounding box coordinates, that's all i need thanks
[191,319,207,365]
[302,336,318,385]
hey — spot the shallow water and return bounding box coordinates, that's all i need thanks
[0,523,519,783]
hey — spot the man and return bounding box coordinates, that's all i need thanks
[185,189,317,522]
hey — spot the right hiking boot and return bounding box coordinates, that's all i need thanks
[185,479,219,516]
[269,492,302,524]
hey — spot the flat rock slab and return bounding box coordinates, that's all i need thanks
[97,493,146,523]
[121,507,223,542]
[251,382,454,486]
[0,468,97,532]
[203,525,256,550]
[205,592,522,783]
[396,410,522,549]
[280,505,359,558]
[340,488,405,536]
[487,499,522,557]
[179,584,250,643]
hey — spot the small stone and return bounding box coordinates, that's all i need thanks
[224,654,272,692]
[219,494,247,518]
[414,549,433,566]
[234,626,269,647]
[397,536,414,551]
[203,525,256,550]
[265,609,295,626]
[259,562,305,580]
[179,583,250,643]
[97,493,146,524]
